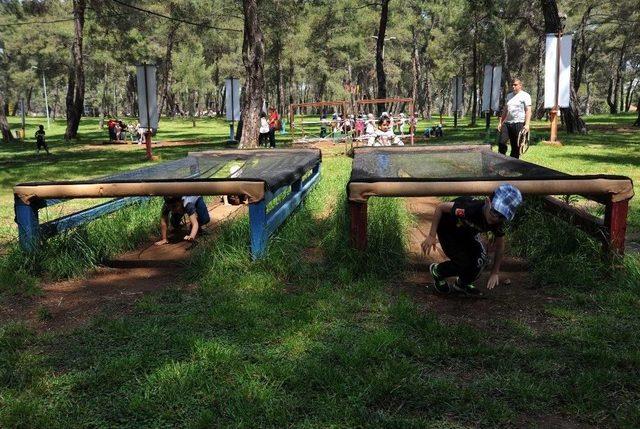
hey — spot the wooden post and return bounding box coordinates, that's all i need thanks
[349,200,368,250]
[14,195,40,251]
[144,130,153,160]
[604,198,629,255]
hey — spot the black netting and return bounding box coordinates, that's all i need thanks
[18,149,321,193]
[349,147,628,182]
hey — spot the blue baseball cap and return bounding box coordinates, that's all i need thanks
[492,184,523,221]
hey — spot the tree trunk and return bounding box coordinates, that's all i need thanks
[159,24,178,116]
[238,0,265,149]
[26,86,33,114]
[411,27,420,118]
[470,20,478,126]
[619,74,625,113]
[585,80,591,116]
[607,77,616,114]
[52,85,59,120]
[540,0,586,133]
[64,0,86,140]
[534,34,546,119]
[375,0,391,116]
[573,5,594,94]
[634,96,640,126]
[625,80,635,112]
[0,92,16,143]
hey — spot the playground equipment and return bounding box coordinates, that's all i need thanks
[14,149,322,259]
[347,145,633,255]
[355,98,416,145]
[289,101,349,143]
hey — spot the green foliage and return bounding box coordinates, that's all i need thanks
[1,155,639,427]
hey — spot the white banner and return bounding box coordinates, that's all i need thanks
[225,78,241,121]
[544,34,572,109]
[136,64,159,130]
[481,65,502,112]
[452,76,464,112]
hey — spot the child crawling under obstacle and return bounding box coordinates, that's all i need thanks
[421,184,523,296]
[154,196,211,245]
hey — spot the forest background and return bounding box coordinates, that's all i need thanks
[0,0,639,142]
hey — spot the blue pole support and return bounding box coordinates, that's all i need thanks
[14,195,40,251]
[249,199,268,260]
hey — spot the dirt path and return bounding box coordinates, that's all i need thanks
[1,202,244,332]
[393,197,561,331]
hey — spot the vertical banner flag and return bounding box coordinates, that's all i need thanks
[481,65,502,112]
[225,78,241,121]
[136,64,159,130]
[544,34,572,109]
[452,76,464,112]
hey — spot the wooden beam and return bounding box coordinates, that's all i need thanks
[349,200,368,250]
[541,196,606,241]
[604,197,629,255]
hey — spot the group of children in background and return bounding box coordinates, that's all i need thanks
[318,111,410,146]
[107,118,147,144]
[316,111,445,146]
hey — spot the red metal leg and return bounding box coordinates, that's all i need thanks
[604,198,629,255]
[349,200,368,250]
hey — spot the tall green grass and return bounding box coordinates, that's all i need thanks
[1,157,640,427]
[0,199,160,296]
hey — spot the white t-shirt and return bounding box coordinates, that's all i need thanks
[259,117,269,134]
[505,91,532,123]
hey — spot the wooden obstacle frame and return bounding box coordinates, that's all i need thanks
[289,101,349,142]
[355,97,416,145]
[14,151,322,260]
[346,146,633,256]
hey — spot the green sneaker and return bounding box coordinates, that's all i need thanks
[429,263,450,294]
[452,280,482,297]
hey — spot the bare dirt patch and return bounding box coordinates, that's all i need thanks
[391,197,560,331]
[0,201,245,333]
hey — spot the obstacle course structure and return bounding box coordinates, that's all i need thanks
[347,145,633,255]
[15,149,322,259]
[289,101,349,143]
[355,98,416,145]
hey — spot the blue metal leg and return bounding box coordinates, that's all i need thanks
[249,199,268,260]
[14,195,40,251]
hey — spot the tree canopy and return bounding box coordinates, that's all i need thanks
[1,0,639,143]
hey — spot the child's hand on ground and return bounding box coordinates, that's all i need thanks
[421,235,438,255]
[183,235,195,242]
[154,239,169,246]
[486,273,499,290]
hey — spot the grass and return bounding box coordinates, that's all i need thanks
[0,113,639,427]
[0,155,638,427]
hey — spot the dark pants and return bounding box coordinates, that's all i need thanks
[268,128,276,148]
[499,122,524,159]
[36,141,49,154]
[259,132,269,147]
[437,230,488,286]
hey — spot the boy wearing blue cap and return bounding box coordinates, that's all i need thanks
[421,184,523,296]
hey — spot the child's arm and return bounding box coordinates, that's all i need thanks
[421,202,454,255]
[184,213,199,241]
[154,213,170,245]
[486,236,505,289]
